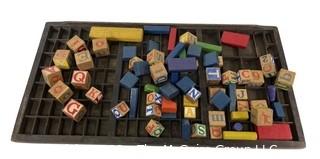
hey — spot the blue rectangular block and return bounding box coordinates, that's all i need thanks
[146,40,160,52]
[267,85,277,102]
[187,44,202,58]
[228,83,236,112]
[159,82,179,99]
[129,88,139,118]
[166,42,185,62]
[176,76,196,93]
[161,113,177,119]
[120,72,139,89]
[182,119,191,141]
[143,25,170,34]
[210,90,230,110]
[203,52,218,67]
[273,102,285,119]
[170,72,179,83]
[167,57,198,72]
[133,61,150,76]
[122,46,137,61]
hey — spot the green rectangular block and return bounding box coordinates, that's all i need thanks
[197,41,222,53]
[144,84,159,93]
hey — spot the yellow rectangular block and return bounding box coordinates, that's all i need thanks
[223,131,257,140]
[184,107,196,119]
[89,26,143,42]
[183,95,198,107]
[231,111,249,121]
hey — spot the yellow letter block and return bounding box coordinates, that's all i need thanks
[184,107,196,119]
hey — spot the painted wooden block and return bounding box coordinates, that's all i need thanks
[183,95,198,107]
[275,68,296,91]
[85,86,103,104]
[133,61,150,76]
[167,57,198,72]
[251,108,273,126]
[71,70,91,90]
[128,56,143,70]
[222,70,237,85]
[184,107,196,119]
[223,131,257,140]
[237,101,249,111]
[273,102,285,120]
[233,122,243,131]
[259,54,277,78]
[120,72,139,89]
[256,124,292,140]
[159,83,179,99]
[166,42,185,61]
[146,104,162,118]
[89,26,143,42]
[206,67,221,85]
[111,101,130,118]
[168,27,177,52]
[145,119,165,137]
[41,65,63,87]
[250,100,268,110]
[179,32,197,44]
[249,70,264,86]
[187,44,202,58]
[203,52,218,67]
[66,35,87,52]
[92,38,110,57]
[218,56,223,67]
[176,76,196,93]
[146,92,162,105]
[267,85,277,102]
[161,113,177,119]
[231,111,249,121]
[53,49,71,69]
[144,84,159,93]
[228,83,237,112]
[161,97,177,113]
[170,72,179,83]
[208,111,226,127]
[237,69,252,85]
[236,89,248,100]
[150,62,167,84]
[143,25,170,34]
[63,99,87,122]
[208,87,226,100]
[74,50,94,70]
[147,49,165,65]
[146,40,159,52]
[122,46,137,61]
[48,81,73,104]
[181,119,191,141]
[129,88,139,118]
[191,123,206,138]
[196,41,222,53]
[209,126,222,139]
[221,31,250,48]
[186,87,201,102]
[209,90,230,110]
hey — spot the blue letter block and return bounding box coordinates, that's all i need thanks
[120,72,138,89]
[187,44,202,58]
[122,46,137,61]
[203,52,218,67]
[159,82,179,99]
[210,90,230,110]
[175,76,196,93]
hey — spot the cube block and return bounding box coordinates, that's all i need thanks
[187,44,202,58]
[150,62,167,84]
[147,49,165,65]
[122,46,137,61]
[231,111,249,121]
[223,131,257,140]
[146,104,162,118]
[176,76,196,93]
[206,67,221,85]
[183,95,198,107]
[260,54,277,78]
[67,35,87,52]
[186,87,201,102]
[74,50,94,70]
[237,101,249,111]
[48,81,73,104]
[41,66,63,87]
[222,70,237,85]
[275,68,296,91]
[133,61,150,76]
[128,56,143,70]
[111,101,130,118]
[191,123,206,138]
[144,84,159,93]
[85,86,103,104]
[120,72,139,89]
[209,90,230,110]
[92,38,110,57]
[71,70,91,90]
[159,83,179,99]
[236,89,248,100]
[210,126,222,139]
[184,107,196,119]
[145,119,165,138]
[146,92,162,105]
[63,99,87,122]
[251,107,273,126]
[53,49,71,69]
[179,32,197,44]
[203,52,218,67]
[208,111,226,127]
[221,31,250,48]
[143,25,170,34]
[249,70,264,86]
[161,97,177,113]
[146,40,160,52]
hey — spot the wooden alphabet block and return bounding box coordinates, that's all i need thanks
[208,111,226,127]
[183,95,198,107]
[210,126,222,139]
[161,97,177,113]
[249,70,264,86]
[53,49,71,69]
[159,83,179,99]
[74,50,94,70]
[186,87,201,102]
[191,123,206,138]
[231,111,249,121]
[237,69,252,85]
[122,46,137,61]
[41,66,63,87]
[146,49,165,65]
[62,99,87,122]
[146,104,162,118]
[251,108,273,126]
[250,100,268,110]
[176,76,196,93]
[150,62,168,84]
[222,70,237,85]
[111,101,130,118]
[237,101,249,111]
[92,38,110,57]
[71,70,91,90]
[184,107,196,119]
[120,71,139,89]
[48,81,73,104]
[67,35,87,52]
[85,87,103,104]
[259,54,277,78]
[206,67,221,85]
[275,68,296,91]
[208,87,226,99]
[179,32,197,45]
[209,90,230,110]
[236,89,248,100]
[145,119,165,137]
[128,56,143,70]
[146,92,162,105]
[223,131,257,140]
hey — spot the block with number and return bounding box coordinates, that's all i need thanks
[259,54,277,78]
[250,100,268,110]
[203,52,218,67]
[236,89,248,100]
[251,107,273,126]
[122,46,137,61]
[176,76,196,93]
[85,87,103,104]
[209,90,230,110]
[147,49,165,65]
[150,62,168,84]
[53,49,71,69]
[179,32,197,44]
[63,99,87,122]
[92,38,110,57]
[237,101,249,111]
[206,67,221,85]
[146,104,162,118]
[71,70,91,90]
[159,83,179,99]
[222,70,237,85]
[237,69,252,85]
[67,35,87,52]
[162,97,177,113]
[210,126,222,139]
[145,119,165,137]
[128,56,143,70]
[187,44,202,58]
[191,123,206,138]
[184,107,196,119]
[146,92,162,105]
[249,70,264,86]
[183,95,198,107]
[120,71,139,89]
[208,87,226,99]
[186,87,201,102]
[41,66,63,87]
[48,81,73,104]
[275,68,296,91]
[111,101,130,118]
[208,111,226,127]
[74,50,94,70]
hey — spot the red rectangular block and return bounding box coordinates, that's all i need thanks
[256,124,292,140]
[168,27,177,52]
[221,31,250,48]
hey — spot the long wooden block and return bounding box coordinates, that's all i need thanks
[209,126,222,139]
[167,57,198,72]
[221,31,250,48]
[168,27,177,51]
[196,41,222,53]
[129,88,139,118]
[143,25,170,34]
[89,26,143,42]
[223,131,257,140]
[256,124,292,140]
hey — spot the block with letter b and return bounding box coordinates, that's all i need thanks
[259,54,277,78]
[92,38,110,57]
[63,99,87,122]
[275,68,296,91]
[208,111,226,127]
[111,101,130,118]
[53,49,71,69]
[74,50,94,70]
[145,119,165,137]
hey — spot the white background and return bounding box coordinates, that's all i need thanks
[0,0,319,158]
